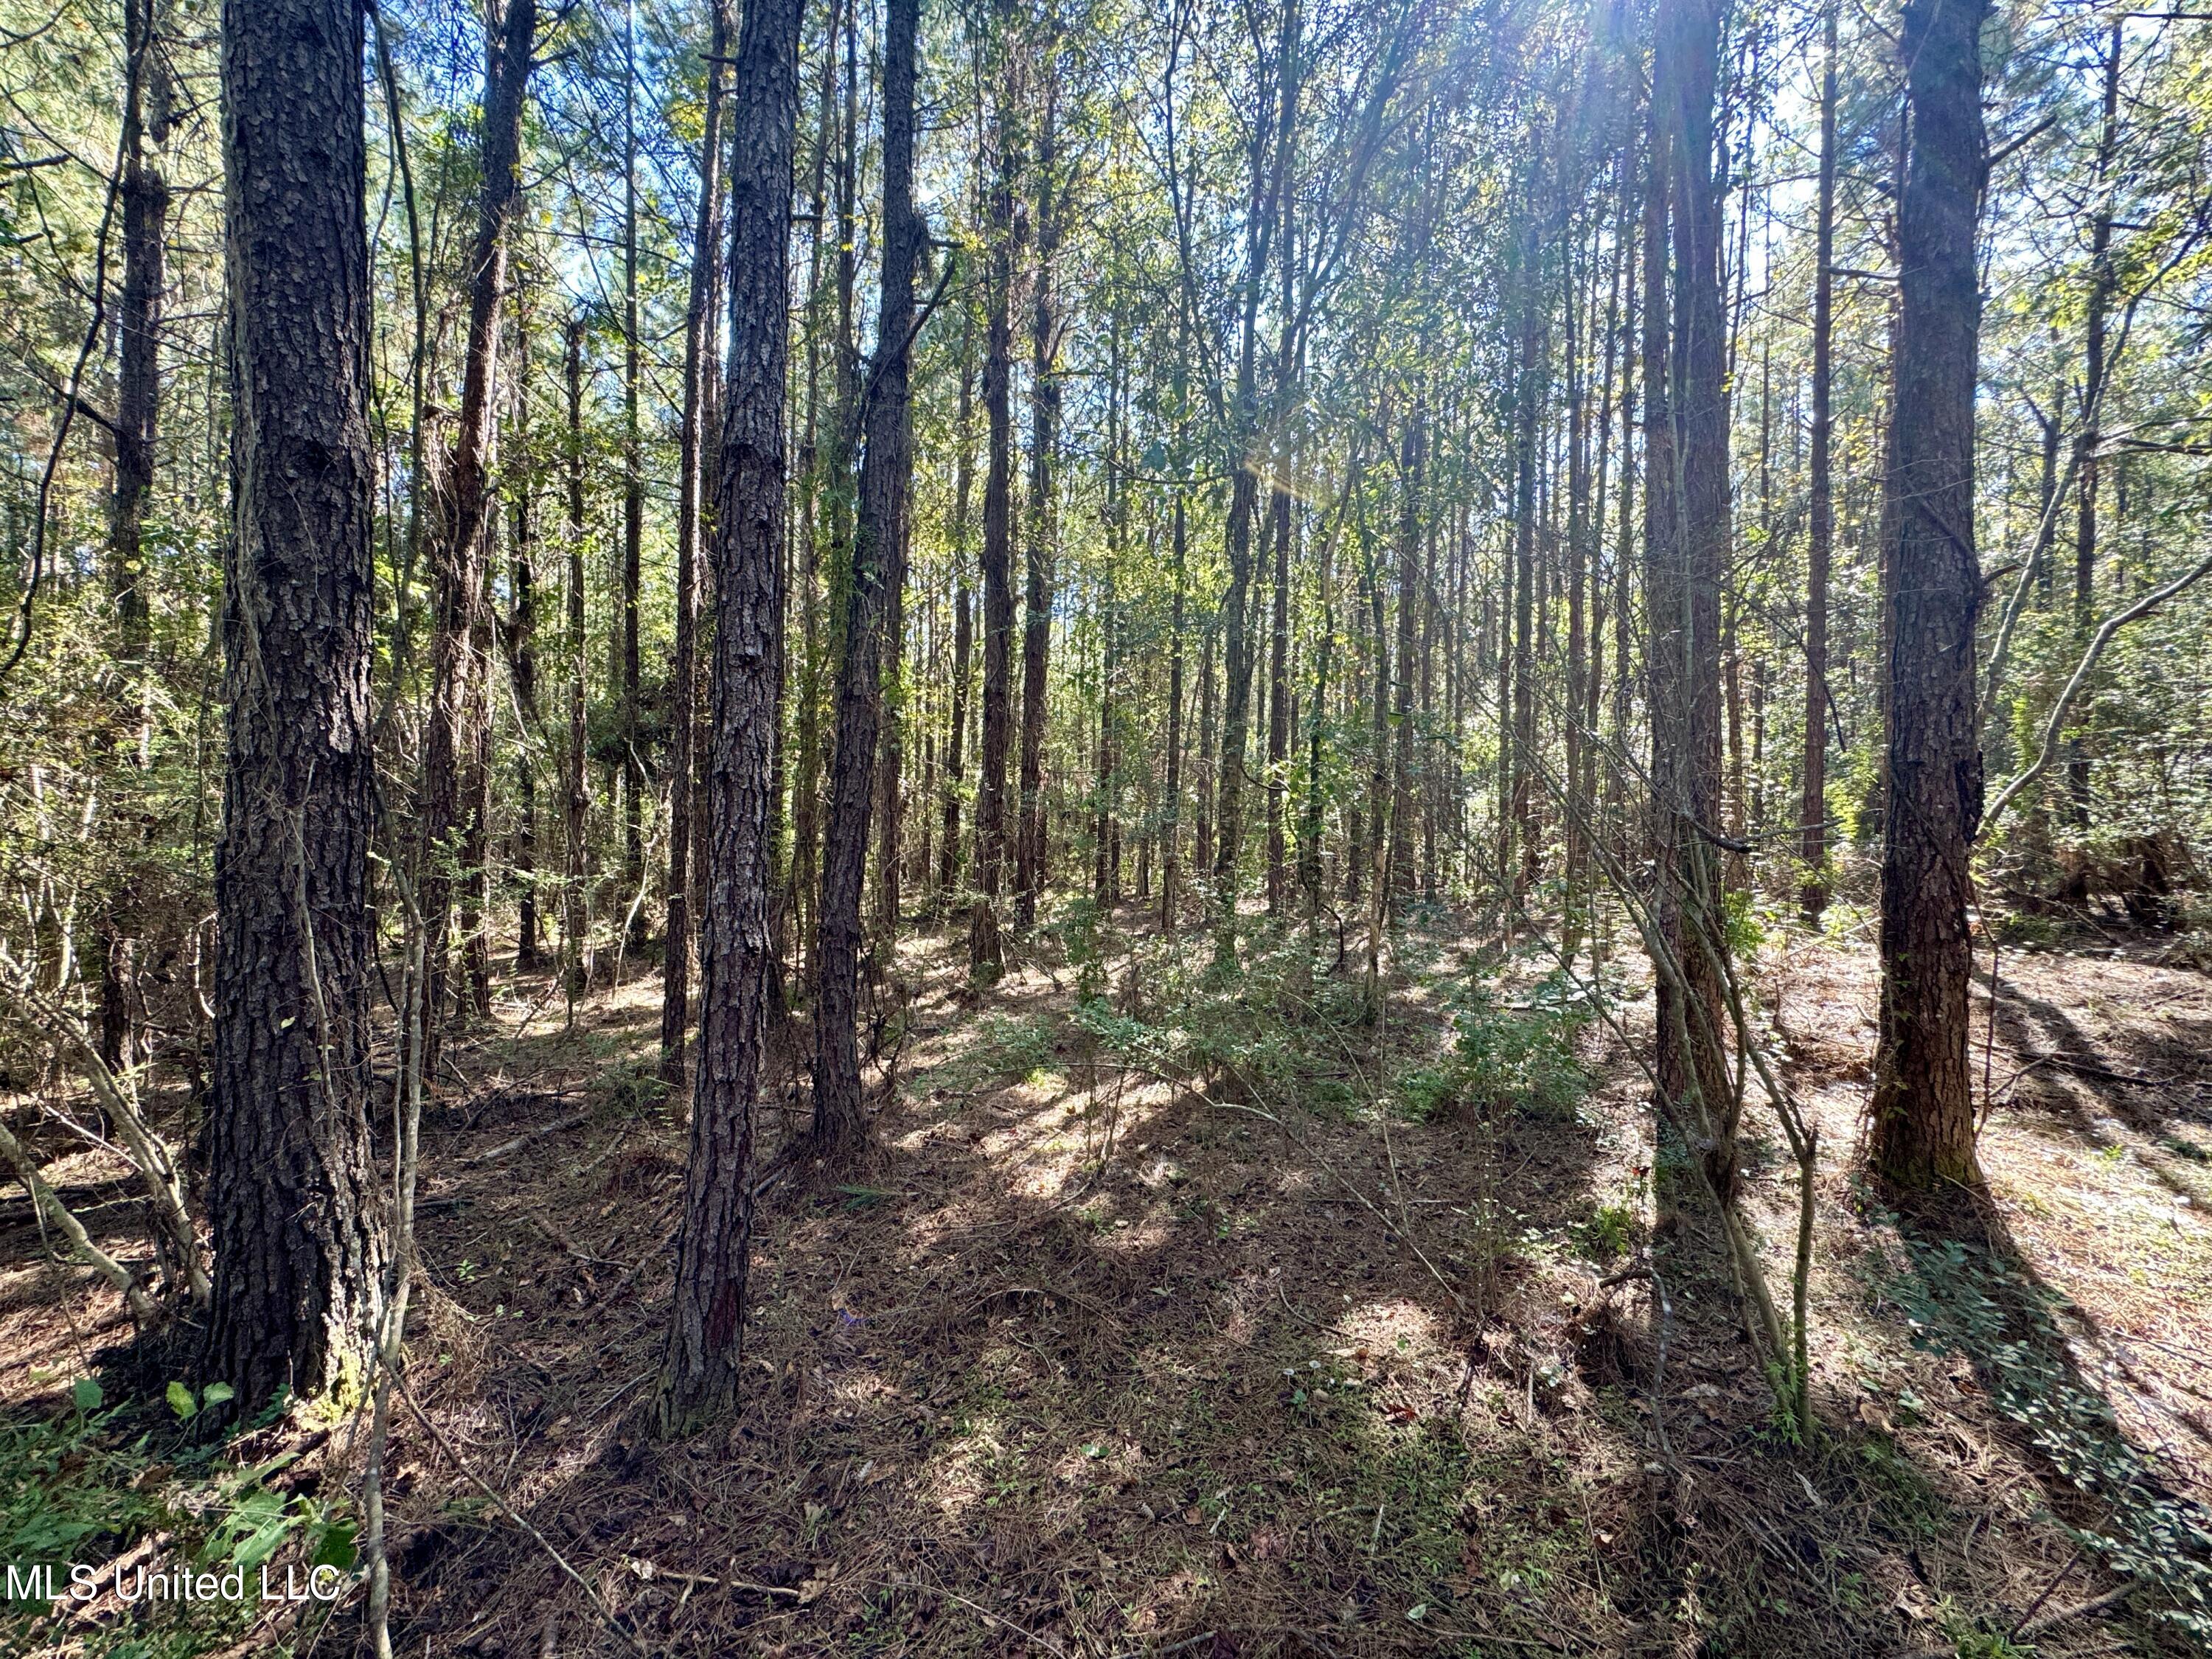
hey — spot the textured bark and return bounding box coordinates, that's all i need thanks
[209,0,386,1408]
[506,320,541,973]
[662,0,733,1088]
[110,0,166,666]
[1801,0,1837,925]
[1871,0,1989,1191]
[1649,0,1733,1194]
[813,0,921,1155]
[656,0,802,1435]
[1016,69,1060,934]
[99,0,170,1074]
[970,17,1023,978]
[421,0,535,1062]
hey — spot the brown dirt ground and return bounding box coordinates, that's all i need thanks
[5,897,2211,1658]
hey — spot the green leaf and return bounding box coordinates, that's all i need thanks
[168,1380,198,1419]
[217,1489,295,1570]
[71,1377,102,1411]
[201,1382,236,1408]
[1407,1604,1428,1622]
[310,1520,358,1571]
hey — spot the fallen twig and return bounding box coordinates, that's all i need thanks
[463,1107,596,1166]
[395,1373,650,1657]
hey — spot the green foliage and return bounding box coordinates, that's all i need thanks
[1575,1202,1635,1261]
[1433,965,1590,1122]
[1391,1063,1460,1124]
[1881,1237,2212,1638]
[969,1012,1061,1085]
[1,1374,355,1656]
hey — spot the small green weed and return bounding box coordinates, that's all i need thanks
[1575,1202,1634,1261]
[970,1012,1060,1084]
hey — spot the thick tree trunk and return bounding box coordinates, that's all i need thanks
[813,0,922,1155]
[1871,0,1989,1191]
[661,0,733,1088]
[1649,0,1733,1197]
[656,0,802,1435]
[209,0,387,1408]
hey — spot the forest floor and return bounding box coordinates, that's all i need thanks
[6,890,2212,1657]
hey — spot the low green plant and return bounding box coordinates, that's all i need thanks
[2,1374,357,1656]
[1392,1063,1460,1124]
[1881,1236,2212,1639]
[1445,967,1589,1121]
[970,1012,1060,1084]
[1576,1202,1634,1260]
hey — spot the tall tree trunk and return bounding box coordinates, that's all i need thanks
[813,0,922,1153]
[656,0,803,1434]
[970,7,1023,978]
[662,0,733,1088]
[1160,319,1190,934]
[1562,229,1588,956]
[1649,0,1734,1197]
[1871,0,1989,1190]
[209,0,387,1408]
[1016,63,1060,933]
[1801,0,1837,925]
[420,0,535,1073]
[619,0,647,936]
[2067,22,2123,830]
[786,7,841,978]
[1390,408,1425,901]
[99,0,170,1073]
[1266,487,1292,918]
[562,317,592,1016]
[1095,315,1124,909]
[506,311,541,973]
[939,321,976,897]
[1509,227,1541,903]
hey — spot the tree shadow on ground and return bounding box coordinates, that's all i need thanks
[1874,1189,2212,1652]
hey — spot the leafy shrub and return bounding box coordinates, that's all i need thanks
[1445,968,1589,1121]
